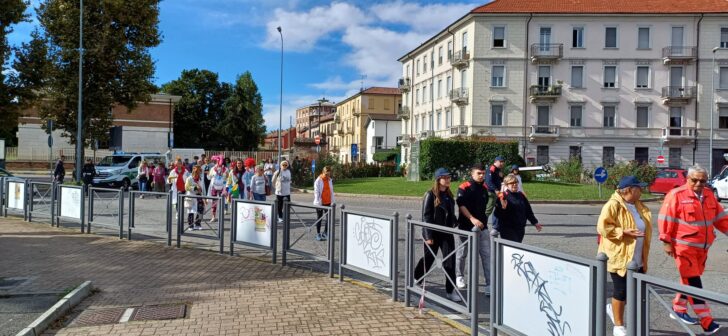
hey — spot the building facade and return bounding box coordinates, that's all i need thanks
[364,115,402,164]
[295,100,336,139]
[17,94,181,156]
[398,0,728,175]
[331,87,402,163]
[263,127,297,151]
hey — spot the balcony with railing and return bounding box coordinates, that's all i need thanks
[661,127,696,142]
[397,106,410,120]
[529,85,562,103]
[398,77,411,92]
[449,88,469,105]
[662,46,697,64]
[449,125,468,136]
[530,43,563,63]
[449,50,470,68]
[661,86,696,104]
[529,125,560,142]
[419,130,434,139]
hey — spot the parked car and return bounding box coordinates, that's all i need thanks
[711,165,728,201]
[649,168,687,194]
[93,152,166,190]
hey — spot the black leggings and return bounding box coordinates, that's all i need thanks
[610,267,644,301]
[414,233,456,294]
[316,204,330,234]
[276,195,290,219]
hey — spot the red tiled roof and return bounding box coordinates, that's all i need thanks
[362,87,401,95]
[472,0,728,14]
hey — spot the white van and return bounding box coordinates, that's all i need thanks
[93,152,166,190]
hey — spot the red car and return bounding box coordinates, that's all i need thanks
[649,169,687,194]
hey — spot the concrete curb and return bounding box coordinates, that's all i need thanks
[15,281,93,336]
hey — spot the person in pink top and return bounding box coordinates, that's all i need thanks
[152,162,167,195]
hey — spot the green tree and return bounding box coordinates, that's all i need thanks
[221,71,265,150]
[160,69,231,149]
[0,0,29,146]
[17,0,161,152]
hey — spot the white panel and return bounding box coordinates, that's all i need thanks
[60,187,82,219]
[345,213,392,278]
[235,202,273,247]
[501,245,591,336]
[7,182,25,210]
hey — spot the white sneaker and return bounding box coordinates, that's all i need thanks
[483,285,491,296]
[606,303,615,324]
[612,326,626,336]
[456,276,466,289]
[277,218,283,223]
[448,291,462,302]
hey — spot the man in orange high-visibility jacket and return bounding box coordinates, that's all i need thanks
[658,165,728,335]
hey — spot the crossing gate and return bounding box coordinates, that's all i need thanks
[176,193,225,254]
[281,201,336,278]
[229,198,278,263]
[88,186,124,238]
[128,190,173,246]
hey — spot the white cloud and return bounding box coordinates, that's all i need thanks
[371,1,479,34]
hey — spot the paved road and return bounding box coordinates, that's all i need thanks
[10,185,728,335]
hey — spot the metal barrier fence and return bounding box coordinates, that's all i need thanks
[176,193,224,254]
[281,201,336,278]
[128,190,173,246]
[88,186,124,238]
[28,181,55,224]
[229,198,277,263]
[3,178,28,220]
[55,185,86,231]
[489,235,607,336]
[339,206,399,302]
[626,262,728,336]
[404,216,480,336]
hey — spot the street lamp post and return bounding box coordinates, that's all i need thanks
[277,26,283,164]
[76,0,84,182]
[710,47,719,177]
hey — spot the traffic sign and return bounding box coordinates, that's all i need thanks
[315,135,321,145]
[47,135,53,148]
[656,155,665,164]
[311,159,316,176]
[594,167,608,184]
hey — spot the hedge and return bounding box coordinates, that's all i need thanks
[418,138,524,180]
[291,155,401,187]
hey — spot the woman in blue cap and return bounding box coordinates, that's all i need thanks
[414,167,461,302]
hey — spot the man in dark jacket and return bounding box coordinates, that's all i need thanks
[53,156,65,183]
[485,156,505,222]
[454,163,491,295]
[81,159,96,190]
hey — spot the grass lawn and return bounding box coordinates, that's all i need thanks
[329,177,655,201]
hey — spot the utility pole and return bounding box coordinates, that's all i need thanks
[75,0,84,182]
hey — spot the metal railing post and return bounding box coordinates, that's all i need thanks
[28,182,34,222]
[128,191,134,240]
[636,278,647,336]
[176,194,182,248]
[271,201,277,264]
[80,185,86,233]
[625,261,639,336]
[391,212,399,302]
[218,195,224,254]
[339,205,346,283]
[118,188,124,239]
[596,252,608,336]
[470,228,480,336]
[282,199,289,266]
[328,203,336,278]
[404,214,413,307]
[490,231,500,336]
[87,188,94,234]
[50,182,56,227]
[166,190,173,247]
[24,179,29,221]
[229,199,236,256]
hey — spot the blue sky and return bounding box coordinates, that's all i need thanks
[8,0,480,131]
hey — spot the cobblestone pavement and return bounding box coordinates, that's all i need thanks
[0,218,463,336]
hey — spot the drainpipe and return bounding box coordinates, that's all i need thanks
[448,28,456,129]
[523,14,533,161]
[693,13,704,165]
[431,44,436,135]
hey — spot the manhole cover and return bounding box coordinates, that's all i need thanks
[131,304,187,321]
[72,308,126,326]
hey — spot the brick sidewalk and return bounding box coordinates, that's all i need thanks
[0,218,462,336]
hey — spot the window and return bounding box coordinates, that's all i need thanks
[636,106,649,128]
[572,27,584,48]
[415,116,420,132]
[491,104,504,126]
[570,105,582,127]
[447,41,453,60]
[635,147,649,165]
[571,66,584,88]
[603,66,616,88]
[429,112,434,130]
[438,47,443,64]
[436,110,441,130]
[415,89,419,105]
[537,146,549,165]
[605,27,617,48]
[462,32,468,53]
[721,107,728,129]
[423,56,427,72]
[720,67,728,89]
[569,146,582,162]
[446,76,452,94]
[493,26,506,47]
[430,85,433,103]
[603,147,615,167]
[636,66,649,88]
[669,148,681,168]
[445,108,451,127]
[603,105,616,128]
[423,85,427,103]
[416,60,420,75]
[430,51,434,68]
[437,80,442,98]
[374,136,384,149]
[491,65,505,87]
[721,28,728,48]
[638,27,650,49]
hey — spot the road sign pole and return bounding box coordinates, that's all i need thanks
[598,183,602,198]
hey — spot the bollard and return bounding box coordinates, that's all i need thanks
[596,252,609,336]
[392,212,399,302]
[338,205,346,283]
[625,261,639,336]
[404,214,413,307]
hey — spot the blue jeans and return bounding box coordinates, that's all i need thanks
[253,193,266,201]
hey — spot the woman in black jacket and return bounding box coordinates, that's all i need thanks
[494,174,543,242]
[413,168,460,302]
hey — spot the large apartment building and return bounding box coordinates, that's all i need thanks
[331,87,402,163]
[398,0,728,175]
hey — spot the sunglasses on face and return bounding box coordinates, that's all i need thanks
[689,177,707,184]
